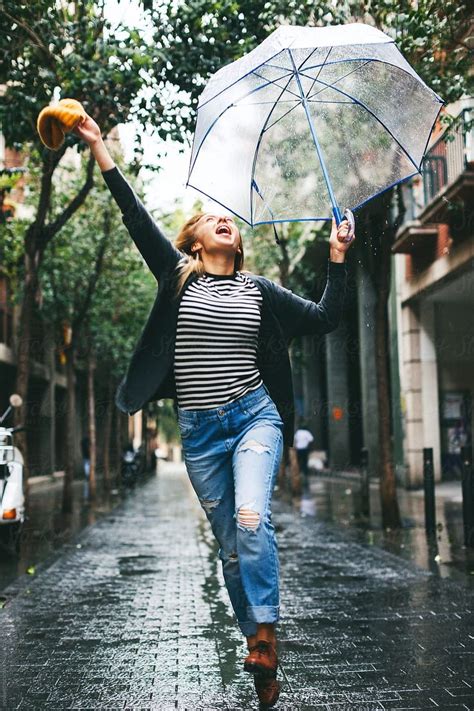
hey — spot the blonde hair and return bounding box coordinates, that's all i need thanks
[172,212,251,299]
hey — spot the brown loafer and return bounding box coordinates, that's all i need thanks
[253,670,281,708]
[244,640,278,677]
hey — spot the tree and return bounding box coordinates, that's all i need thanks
[40,156,157,511]
[40,161,112,512]
[87,189,157,490]
[0,0,163,490]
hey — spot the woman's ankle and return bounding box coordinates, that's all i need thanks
[256,623,277,647]
[246,633,257,649]
[246,624,277,649]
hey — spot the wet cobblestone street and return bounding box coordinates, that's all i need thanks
[1,461,473,710]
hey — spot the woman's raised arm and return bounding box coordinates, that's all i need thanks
[73,114,183,282]
[271,219,354,341]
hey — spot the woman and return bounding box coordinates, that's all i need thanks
[74,113,354,708]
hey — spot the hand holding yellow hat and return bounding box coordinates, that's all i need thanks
[37,98,87,150]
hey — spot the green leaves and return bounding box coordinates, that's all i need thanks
[39,153,156,378]
[0,1,165,155]
[144,0,472,148]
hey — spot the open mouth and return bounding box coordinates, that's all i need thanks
[216,225,232,236]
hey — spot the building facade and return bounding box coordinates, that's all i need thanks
[392,98,473,486]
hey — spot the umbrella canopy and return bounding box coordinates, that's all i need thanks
[186,23,444,229]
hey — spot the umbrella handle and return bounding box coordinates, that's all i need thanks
[339,208,355,243]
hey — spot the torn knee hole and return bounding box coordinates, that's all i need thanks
[200,498,220,514]
[238,438,271,455]
[237,507,261,531]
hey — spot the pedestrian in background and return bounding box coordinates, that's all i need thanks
[73,111,354,708]
[293,421,314,490]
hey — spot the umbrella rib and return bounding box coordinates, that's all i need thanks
[306,59,373,101]
[188,103,234,179]
[249,72,297,225]
[264,102,301,133]
[189,72,296,178]
[302,55,444,103]
[288,48,342,223]
[185,182,252,227]
[251,70,301,100]
[297,45,321,72]
[308,100,354,104]
[197,48,289,110]
[254,216,329,225]
[261,61,294,72]
[303,46,333,100]
[298,69,420,172]
[238,99,299,106]
[304,57,377,78]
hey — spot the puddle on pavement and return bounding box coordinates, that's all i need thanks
[0,479,124,592]
[118,554,159,576]
[289,475,474,585]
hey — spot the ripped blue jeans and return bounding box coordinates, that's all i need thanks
[177,383,284,637]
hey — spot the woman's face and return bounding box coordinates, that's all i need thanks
[191,213,241,257]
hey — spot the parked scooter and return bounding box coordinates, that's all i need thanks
[0,393,25,552]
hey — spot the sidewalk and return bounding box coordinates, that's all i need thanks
[1,461,473,710]
[304,466,473,582]
[311,464,465,502]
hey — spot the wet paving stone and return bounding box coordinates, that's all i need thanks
[1,461,473,710]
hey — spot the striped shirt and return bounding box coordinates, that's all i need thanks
[174,270,263,409]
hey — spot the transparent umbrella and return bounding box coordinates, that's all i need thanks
[186,23,444,243]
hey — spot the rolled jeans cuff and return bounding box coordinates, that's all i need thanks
[247,605,280,623]
[239,620,259,636]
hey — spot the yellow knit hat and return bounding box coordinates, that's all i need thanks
[37,98,87,150]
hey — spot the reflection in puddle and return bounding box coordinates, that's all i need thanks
[195,517,257,706]
[292,475,474,584]
[299,494,316,518]
[0,480,123,592]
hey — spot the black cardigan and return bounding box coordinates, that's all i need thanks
[101,165,348,448]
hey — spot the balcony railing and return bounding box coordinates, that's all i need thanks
[401,106,473,221]
[422,109,470,204]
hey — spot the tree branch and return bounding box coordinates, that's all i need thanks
[25,145,67,254]
[0,7,58,72]
[72,207,111,334]
[42,152,96,250]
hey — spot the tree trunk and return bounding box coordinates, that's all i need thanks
[87,348,97,501]
[13,149,65,481]
[62,345,76,514]
[102,375,114,490]
[12,147,92,504]
[375,210,402,530]
[13,264,38,500]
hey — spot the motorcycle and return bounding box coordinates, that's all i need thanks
[121,447,139,488]
[0,393,25,553]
